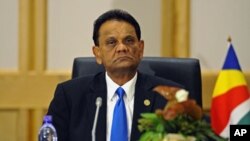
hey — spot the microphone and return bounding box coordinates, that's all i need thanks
[92,97,102,141]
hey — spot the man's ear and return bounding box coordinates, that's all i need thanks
[139,40,144,59]
[92,46,102,64]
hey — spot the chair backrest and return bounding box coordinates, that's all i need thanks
[72,57,202,107]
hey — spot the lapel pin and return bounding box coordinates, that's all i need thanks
[144,99,150,106]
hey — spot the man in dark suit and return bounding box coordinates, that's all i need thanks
[47,9,182,141]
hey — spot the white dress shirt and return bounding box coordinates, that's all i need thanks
[106,72,137,141]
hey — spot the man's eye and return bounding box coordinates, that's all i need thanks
[107,40,116,46]
[125,38,135,45]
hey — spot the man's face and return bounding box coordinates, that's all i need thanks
[93,20,144,74]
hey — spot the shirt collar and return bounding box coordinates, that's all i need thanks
[106,72,137,102]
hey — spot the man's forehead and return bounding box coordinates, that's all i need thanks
[99,20,136,36]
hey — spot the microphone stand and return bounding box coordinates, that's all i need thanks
[92,97,102,141]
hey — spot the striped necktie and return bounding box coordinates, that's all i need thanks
[110,87,128,141]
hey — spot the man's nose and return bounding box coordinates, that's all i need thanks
[116,42,128,52]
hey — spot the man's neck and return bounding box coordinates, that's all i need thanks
[107,71,137,86]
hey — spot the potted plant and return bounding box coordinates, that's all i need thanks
[138,86,227,141]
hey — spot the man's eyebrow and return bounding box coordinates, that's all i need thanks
[125,35,136,38]
[105,36,116,40]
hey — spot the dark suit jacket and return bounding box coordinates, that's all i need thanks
[47,72,182,141]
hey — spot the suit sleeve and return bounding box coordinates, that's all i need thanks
[47,84,70,141]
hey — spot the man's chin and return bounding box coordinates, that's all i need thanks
[112,64,137,72]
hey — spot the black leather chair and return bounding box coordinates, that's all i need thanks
[72,57,202,107]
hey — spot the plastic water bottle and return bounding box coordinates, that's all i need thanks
[38,115,58,141]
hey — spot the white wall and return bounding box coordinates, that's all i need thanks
[47,0,161,70]
[190,0,250,71]
[0,0,18,69]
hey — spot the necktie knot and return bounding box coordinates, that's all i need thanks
[116,87,125,98]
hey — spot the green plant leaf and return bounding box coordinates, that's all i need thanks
[138,114,227,141]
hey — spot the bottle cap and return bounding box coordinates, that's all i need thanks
[43,115,52,123]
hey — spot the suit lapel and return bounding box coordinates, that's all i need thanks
[88,72,107,141]
[130,73,156,141]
